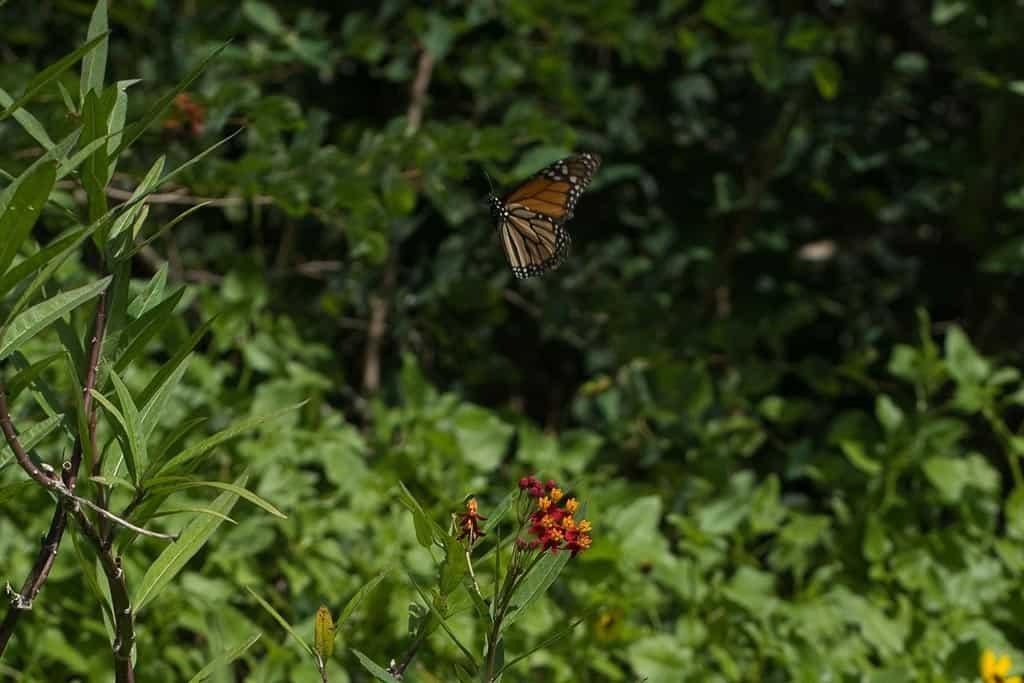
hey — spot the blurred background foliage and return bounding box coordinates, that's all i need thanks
[3,0,1024,681]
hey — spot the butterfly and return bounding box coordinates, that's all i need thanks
[488,152,601,279]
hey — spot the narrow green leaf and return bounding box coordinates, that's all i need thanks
[134,473,247,613]
[56,133,116,182]
[0,480,35,503]
[336,570,388,631]
[148,507,237,525]
[112,286,186,377]
[246,586,313,658]
[127,264,169,318]
[502,551,571,631]
[88,388,139,483]
[5,351,62,403]
[0,414,63,467]
[146,480,286,519]
[111,41,230,158]
[125,201,214,259]
[1,33,109,119]
[138,318,212,408]
[108,370,147,482]
[0,86,55,149]
[186,633,261,683]
[0,276,112,361]
[0,128,79,216]
[0,161,57,279]
[351,650,402,682]
[495,616,586,678]
[0,226,89,301]
[79,0,109,99]
[152,403,304,479]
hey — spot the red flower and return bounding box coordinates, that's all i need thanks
[457,498,487,546]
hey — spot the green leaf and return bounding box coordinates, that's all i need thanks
[0,86,54,149]
[246,586,314,658]
[127,263,169,318]
[186,633,261,683]
[839,439,882,476]
[0,276,112,361]
[134,473,247,613]
[150,402,303,479]
[396,480,445,549]
[4,351,62,404]
[351,649,402,682]
[0,160,57,279]
[146,480,286,519]
[0,414,64,467]
[336,570,388,631]
[243,1,286,35]
[503,550,571,631]
[112,286,186,377]
[79,0,109,99]
[922,456,968,502]
[111,41,230,159]
[875,395,904,434]
[945,325,990,386]
[0,226,89,301]
[813,58,842,100]
[138,317,212,408]
[1,32,109,119]
[107,370,147,483]
[0,480,35,503]
[148,507,237,525]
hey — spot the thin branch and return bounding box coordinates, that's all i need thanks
[60,182,275,208]
[71,495,178,542]
[0,290,108,656]
[406,48,435,135]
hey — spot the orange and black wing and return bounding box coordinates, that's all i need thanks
[492,152,601,279]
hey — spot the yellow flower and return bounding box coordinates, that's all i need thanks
[981,649,1022,683]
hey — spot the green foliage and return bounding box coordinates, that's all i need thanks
[3,0,1024,681]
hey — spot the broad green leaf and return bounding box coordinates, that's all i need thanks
[0,276,112,361]
[134,473,247,612]
[0,128,78,216]
[839,439,882,476]
[151,402,302,479]
[922,456,968,502]
[79,0,109,99]
[246,586,313,657]
[145,480,286,519]
[1,33,109,119]
[186,633,261,683]
[945,325,990,386]
[813,58,841,100]
[0,161,57,279]
[111,41,230,159]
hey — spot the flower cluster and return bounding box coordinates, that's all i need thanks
[981,649,1021,683]
[518,476,592,557]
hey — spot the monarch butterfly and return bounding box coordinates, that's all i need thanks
[489,152,601,279]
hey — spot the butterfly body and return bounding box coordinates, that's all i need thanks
[490,152,601,279]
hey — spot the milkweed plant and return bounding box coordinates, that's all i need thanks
[288,476,594,682]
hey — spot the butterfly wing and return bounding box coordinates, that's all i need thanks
[494,152,601,279]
